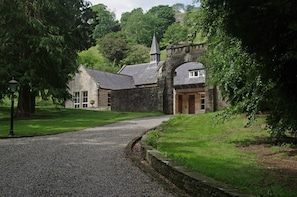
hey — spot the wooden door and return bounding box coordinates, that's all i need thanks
[178,95,183,113]
[188,95,195,114]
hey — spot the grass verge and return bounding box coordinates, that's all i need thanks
[145,113,297,197]
[0,107,162,137]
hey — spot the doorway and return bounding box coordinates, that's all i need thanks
[178,95,183,113]
[188,95,195,114]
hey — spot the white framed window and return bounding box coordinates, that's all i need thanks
[189,69,205,78]
[200,94,205,110]
[74,92,80,108]
[82,91,88,108]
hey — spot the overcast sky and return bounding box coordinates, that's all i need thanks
[88,0,197,19]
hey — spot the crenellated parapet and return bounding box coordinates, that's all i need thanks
[164,43,206,71]
[166,43,206,59]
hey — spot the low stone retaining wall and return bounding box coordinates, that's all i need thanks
[140,133,252,197]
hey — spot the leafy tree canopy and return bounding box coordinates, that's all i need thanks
[78,46,119,73]
[120,8,154,47]
[161,23,188,48]
[0,0,97,115]
[198,0,297,137]
[84,3,199,69]
[184,7,204,43]
[120,6,175,47]
[92,4,120,39]
[99,32,128,65]
[120,44,150,66]
[147,5,176,43]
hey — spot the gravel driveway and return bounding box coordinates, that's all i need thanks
[0,116,175,197]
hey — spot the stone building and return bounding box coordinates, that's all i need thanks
[65,65,134,110]
[66,35,223,114]
[173,62,206,114]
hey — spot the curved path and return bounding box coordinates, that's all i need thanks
[0,116,174,197]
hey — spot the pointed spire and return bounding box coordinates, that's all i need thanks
[150,34,160,55]
[150,34,160,63]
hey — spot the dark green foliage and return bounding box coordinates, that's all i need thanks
[184,7,203,43]
[120,6,175,47]
[202,36,273,125]
[0,0,97,116]
[95,3,197,66]
[120,44,150,65]
[120,8,154,47]
[199,0,297,137]
[161,23,189,48]
[99,32,128,65]
[92,4,120,39]
[147,5,176,43]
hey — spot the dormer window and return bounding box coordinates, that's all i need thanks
[189,69,205,78]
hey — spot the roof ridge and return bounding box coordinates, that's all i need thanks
[84,66,132,78]
[124,62,153,67]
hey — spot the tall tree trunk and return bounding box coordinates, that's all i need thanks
[16,85,36,117]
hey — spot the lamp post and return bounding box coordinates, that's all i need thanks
[9,78,18,136]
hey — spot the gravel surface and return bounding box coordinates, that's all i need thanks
[0,116,175,197]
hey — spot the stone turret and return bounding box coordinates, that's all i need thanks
[150,34,160,63]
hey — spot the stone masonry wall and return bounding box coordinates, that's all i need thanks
[205,86,228,112]
[98,88,111,110]
[111,87,159,112]
[162,43,206,114]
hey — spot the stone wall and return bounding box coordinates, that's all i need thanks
[111,87,160,112]
[206,86,228,112]
[98,88,111,110]
[205,88,215,112]
[162,43,206,114]
[216,87,228,110]
[140,134,251,197]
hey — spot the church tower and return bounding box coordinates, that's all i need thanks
[150,34,160,63]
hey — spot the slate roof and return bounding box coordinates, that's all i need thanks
[174,62,205,86]
[84,67,135,90]
[118,61,164,86]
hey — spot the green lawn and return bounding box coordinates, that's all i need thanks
[0,107,161,137]
[146,113,297,197]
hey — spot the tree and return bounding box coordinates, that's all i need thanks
[99,32,128,65]
[161,23,188,48]
[120,44,150,65]
[120,8,154,47]
[78,48,119,73]
[92,4,120,39]
[184,7,204,43]
[201,35,272,122]
[0,0,97,116]
[185,5,195,12]
[121,6,175,47]
[147,5,176,43]
[78,47,102,69]
[198,0,297,137]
